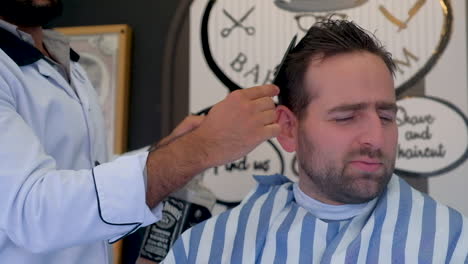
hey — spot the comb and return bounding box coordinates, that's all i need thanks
[273,34,298,86]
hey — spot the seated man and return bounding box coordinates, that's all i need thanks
[163,20,468,263]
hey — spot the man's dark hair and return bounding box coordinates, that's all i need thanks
[0,0,63,27]
[276,19,396,119]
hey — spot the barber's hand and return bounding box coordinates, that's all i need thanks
[154,115,205,149]
[145,85,279,208]
[192,84,280,167]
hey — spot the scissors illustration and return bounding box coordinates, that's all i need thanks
[221,7,256,37]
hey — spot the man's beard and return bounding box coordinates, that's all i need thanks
[0,0,63,27]
[297,130,395,204]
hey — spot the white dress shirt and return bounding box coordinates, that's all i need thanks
[0,20,161,264]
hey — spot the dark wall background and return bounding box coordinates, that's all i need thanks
[51,0,182,150]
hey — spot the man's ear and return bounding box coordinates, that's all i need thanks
[276,105,298,153]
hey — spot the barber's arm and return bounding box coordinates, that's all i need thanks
[145,85,280,208]
[0,52,277,253]
[0,57,166,252]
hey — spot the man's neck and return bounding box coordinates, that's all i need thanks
[16,26,50,57]
[0,16,51,58]
[293,183,369,221]
[298,178,344,205]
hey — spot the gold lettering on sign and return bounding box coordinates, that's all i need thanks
[394,47,419,74]
[379,0,426,32]
[379,5,406,29]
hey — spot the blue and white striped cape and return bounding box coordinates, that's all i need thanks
[163,174,468,263]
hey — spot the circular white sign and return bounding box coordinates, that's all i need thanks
[201,0,451,95]
[201,140,284,203]
[395,96,468,177]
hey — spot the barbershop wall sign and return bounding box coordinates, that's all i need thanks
[186,0,457,205]
[395,96,468,177]
[198,0,452,95]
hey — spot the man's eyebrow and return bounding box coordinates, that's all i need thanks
[376,102,398,113]
[327,103,368,113]
[327,102,398,113]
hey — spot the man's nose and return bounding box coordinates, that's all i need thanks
[358,114,385,150]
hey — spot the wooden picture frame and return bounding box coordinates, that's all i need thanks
[55,24,132,156]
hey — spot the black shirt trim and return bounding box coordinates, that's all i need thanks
[0,27,80,66]
[92,162,143,244]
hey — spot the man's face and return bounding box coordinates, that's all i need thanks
[0,0,62,27]
[293,51,397,205]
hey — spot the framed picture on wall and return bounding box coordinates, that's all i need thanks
[55,24,132,156]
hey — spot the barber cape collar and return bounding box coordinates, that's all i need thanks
[165,174,468,263]
[274,0,368,12]
[0,27,79,66]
